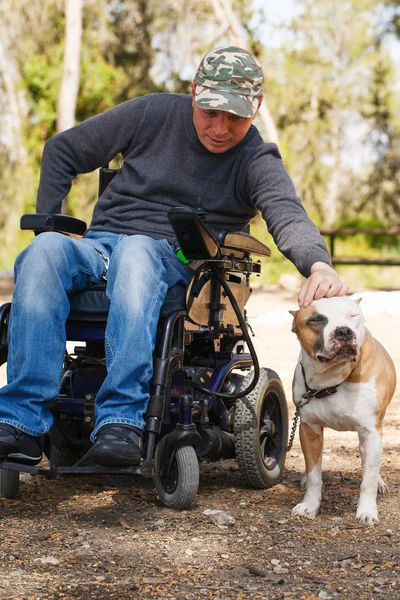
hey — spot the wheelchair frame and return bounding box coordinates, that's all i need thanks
[0,170,289,509]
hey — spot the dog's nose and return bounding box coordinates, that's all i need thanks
[335,326,354,341]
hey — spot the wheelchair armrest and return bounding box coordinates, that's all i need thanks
[20,214,87,237]
[168,207,220,260]
[215,231,271,257]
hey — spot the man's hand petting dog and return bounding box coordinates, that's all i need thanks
[298,262,349,308]
[289,296,396,526]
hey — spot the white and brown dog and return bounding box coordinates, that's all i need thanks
[289,296,396,525]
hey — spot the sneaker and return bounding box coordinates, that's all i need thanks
[0,424,43,465]
[90,424,143,467]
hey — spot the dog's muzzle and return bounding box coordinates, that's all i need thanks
[316,326,358,363]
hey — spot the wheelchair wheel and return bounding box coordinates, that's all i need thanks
[154,436,199,509]
[234,368,288,489]
[0,468,20,499]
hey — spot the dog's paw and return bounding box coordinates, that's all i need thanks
[377,474,389,494]
[356,506,379,526]
[292,502,318,519]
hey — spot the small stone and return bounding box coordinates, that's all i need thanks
[185,549,193,556]
[203,509,235,527]
[248,564,267,577]
[34,556,60,566]
[271,559,280,566]
[273,565,289,574]
[221,554,229,559]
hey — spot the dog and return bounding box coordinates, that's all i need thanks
[289,296,396,525]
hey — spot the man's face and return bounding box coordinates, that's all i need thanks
[191,83,262,154]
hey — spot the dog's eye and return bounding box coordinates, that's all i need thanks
[350,314,360,319]
[307,314,327,327]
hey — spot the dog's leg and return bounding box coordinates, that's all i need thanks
[356,428,382,525]
[361,439,389,493]
[292,422,323,519]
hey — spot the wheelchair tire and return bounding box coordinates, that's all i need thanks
[0,468,20,499]
[154,437,199,509]
[234,368,288,489]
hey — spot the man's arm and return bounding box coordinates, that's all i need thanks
[36,97,148,214]
[246,147,349,306]
[298,261,349,307]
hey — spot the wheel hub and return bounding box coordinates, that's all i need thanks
[262,419,275,437]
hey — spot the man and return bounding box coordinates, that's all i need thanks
[0,46,348,467]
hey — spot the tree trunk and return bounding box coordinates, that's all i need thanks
[0,35,29,253]
[57,0,83,133]
[57,0,83,213]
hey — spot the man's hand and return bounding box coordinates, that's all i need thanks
[298,261,349,308]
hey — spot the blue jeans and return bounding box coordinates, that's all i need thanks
[0,231,193,440]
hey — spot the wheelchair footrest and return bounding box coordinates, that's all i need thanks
[0,459,152,478]
[0,460,52,477]
[55,465,144,475]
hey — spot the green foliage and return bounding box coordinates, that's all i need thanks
[265,0,399,228]
[77,45,126,120]
[22,48,63,157]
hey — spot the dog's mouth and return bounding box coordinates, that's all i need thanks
[315,344,358,364]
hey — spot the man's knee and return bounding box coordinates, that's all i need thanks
[111,235,163,273]
[14,232,76,279]
[107,236,169,301]
[17,232,72,261]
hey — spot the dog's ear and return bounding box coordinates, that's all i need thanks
[289,309,298,332]
[355,297,362,305]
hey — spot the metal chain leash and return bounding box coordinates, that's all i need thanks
[286,395,313,452]
[286,407,300,452]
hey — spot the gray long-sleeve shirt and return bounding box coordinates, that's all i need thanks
[37,93,332,277]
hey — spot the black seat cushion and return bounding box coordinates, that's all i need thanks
[68,284,187,323]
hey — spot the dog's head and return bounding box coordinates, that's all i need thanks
[290,297,365,365]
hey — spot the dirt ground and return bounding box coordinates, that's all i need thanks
[0,282,399,600]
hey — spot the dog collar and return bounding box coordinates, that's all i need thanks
[299,361,345,407]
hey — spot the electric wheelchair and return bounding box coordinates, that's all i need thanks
[0,167,288,509]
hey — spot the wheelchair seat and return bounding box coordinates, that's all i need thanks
[68,283,187,323]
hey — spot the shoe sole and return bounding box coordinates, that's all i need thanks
[6,452,42,465]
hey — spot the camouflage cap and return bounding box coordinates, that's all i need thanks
[193,46,264,118]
